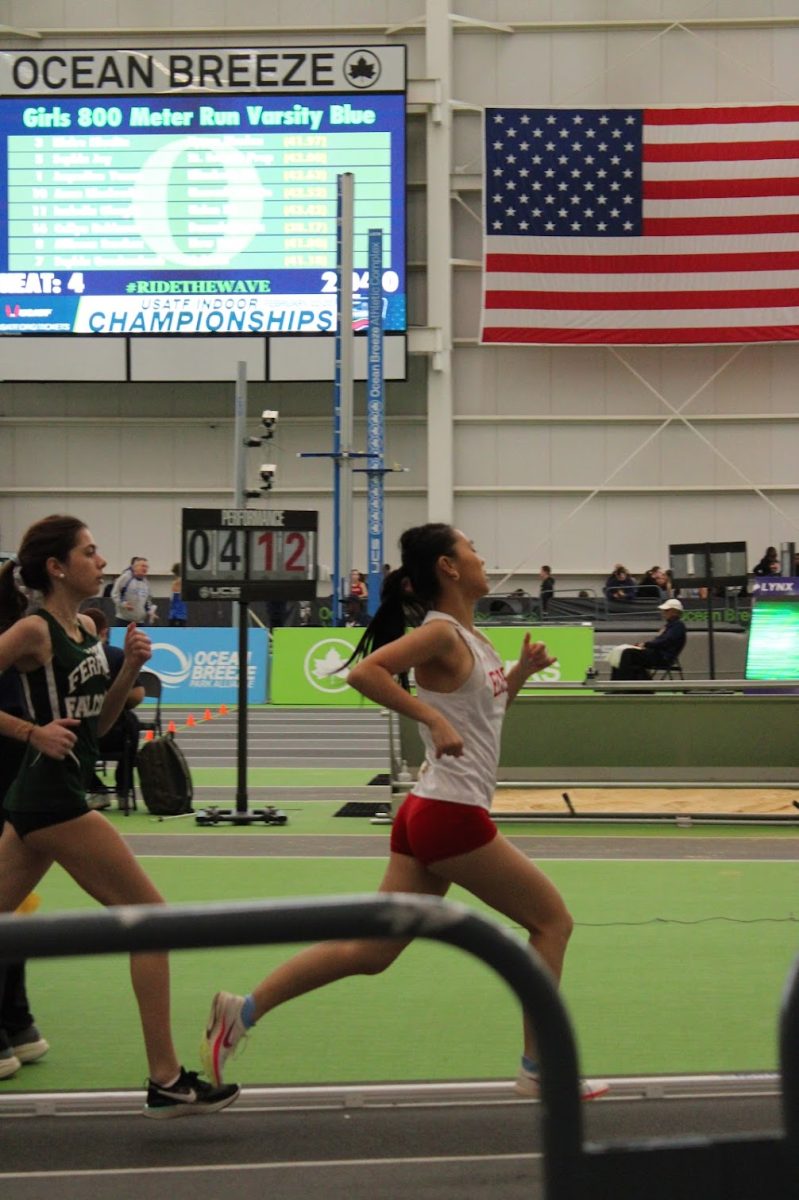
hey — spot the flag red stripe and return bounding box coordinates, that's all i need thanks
[481,325,799,344]
[484,287,799,311]
[645,105,799,125]
[644,214,799,235]
[644,140,799,162]
[643,177,799,199]
[485,250,799,275]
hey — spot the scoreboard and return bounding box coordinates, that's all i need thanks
[182,508,318,601]
[0,46,406,337]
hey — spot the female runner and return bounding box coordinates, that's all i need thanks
[203,523,606,1099]
[0,515,240,1116]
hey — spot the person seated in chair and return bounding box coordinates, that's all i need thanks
[610,598,687,681]
[604,564,637,603]
[81,606,144,807]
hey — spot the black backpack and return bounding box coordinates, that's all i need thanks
[136,733,193,816]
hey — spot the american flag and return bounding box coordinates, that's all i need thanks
[480,104,799,346]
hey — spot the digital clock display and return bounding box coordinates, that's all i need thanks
[182,508,318,600]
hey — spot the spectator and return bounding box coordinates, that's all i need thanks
[81,606,144,807]
[768,560,783,575]
[168,562,187,627]
[663,569,679,598]
[636,566,665,600]
[604,564,637,603]
[610,598,687,681]
[752,546,779,576]
[346,569,368,622]
[111,557,157,627]
[539,565,554,614]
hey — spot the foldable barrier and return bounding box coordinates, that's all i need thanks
[0,893,795,1198]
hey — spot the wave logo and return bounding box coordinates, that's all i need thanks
[303,637,354,694]
[147,642,193,687]
[5,305,20,318]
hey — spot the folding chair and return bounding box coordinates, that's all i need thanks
[656,658,684,681]
[137,670,163,737]
[96,710,139,813]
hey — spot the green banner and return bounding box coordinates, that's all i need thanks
[270,625,594,705]
[482,625,594,692]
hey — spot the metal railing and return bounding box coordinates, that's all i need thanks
[0,893,795,1198]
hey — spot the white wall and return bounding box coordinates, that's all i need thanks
[1,1,799,589]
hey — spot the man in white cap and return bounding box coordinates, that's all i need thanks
[611,598,687,680]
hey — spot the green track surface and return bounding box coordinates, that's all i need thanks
[188,768,380,786]
[5,858,798,1092]
[101,802,799,838]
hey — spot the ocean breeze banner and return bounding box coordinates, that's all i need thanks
[481,103,799,346]
[270,626,594,704]
[109,626,268,704]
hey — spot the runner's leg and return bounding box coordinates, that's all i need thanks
[26,812,179,1084]
[248,852,449,1019]
[428,832,573,1059]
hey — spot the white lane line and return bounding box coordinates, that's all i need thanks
[0,1151,542,1180]
[127,853,799,864]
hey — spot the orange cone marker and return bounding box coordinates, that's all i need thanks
[203,708,213,721]
[144,729,155,742]
[167,720,177,734]
[218,704,229,715]
[186,714,197,727]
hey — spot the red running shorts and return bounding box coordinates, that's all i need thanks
[390,793,497,866]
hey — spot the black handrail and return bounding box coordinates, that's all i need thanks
[0,892,584,1200]
[780,950,799,1175]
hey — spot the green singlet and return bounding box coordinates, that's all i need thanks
[3,610,110,828]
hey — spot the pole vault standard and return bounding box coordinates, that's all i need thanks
[299,174,369,626]
[299,187,402,625]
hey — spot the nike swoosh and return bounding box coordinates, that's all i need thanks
[162,1087,197,1103]
[222,1022,236,1049]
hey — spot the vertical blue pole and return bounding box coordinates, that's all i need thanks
[366,229,384,617]
[332,178,343,626]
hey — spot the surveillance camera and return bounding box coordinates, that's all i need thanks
[243,436,262,448]
[261,409,279,440]
[260,463,276,482]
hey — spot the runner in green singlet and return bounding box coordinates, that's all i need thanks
[0,515,240,1117]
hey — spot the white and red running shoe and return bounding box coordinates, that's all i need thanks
[202,991,249,1086]
[515,1067,609,1100]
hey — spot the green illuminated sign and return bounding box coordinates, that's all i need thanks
[745,598,799,681]
[269,625,594,705]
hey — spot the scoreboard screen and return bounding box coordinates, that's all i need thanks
[182,508,318,601]
[0,49,405,336]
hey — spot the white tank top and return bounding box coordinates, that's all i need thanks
[412,611,508,811]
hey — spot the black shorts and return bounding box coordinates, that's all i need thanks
[2,803,90,839]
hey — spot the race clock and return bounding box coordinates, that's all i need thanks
[181,508,318,601]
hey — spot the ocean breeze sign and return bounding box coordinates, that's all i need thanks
[109,627,268,704]
[269,626,594,705]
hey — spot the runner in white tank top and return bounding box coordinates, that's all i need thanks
[201,525,608,1102]
[413,610,508,810]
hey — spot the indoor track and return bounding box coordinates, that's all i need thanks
[0,1088,785,1200]
[1,708,794,1197]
